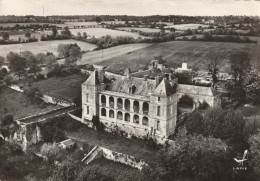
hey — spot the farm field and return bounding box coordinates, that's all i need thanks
[29,74,87,104]
[116,27,163,33]
[62,28,145,38]
[94,38,260,74]
[0,86,61,120]
[58,43,153,65]
[0,39,97,58]
[166,23,209,30]
[0,22,66,28]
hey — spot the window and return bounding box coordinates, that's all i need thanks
[101,108,106,117]
[87,106,89,114]
[86,94,89,102]
[158,96,161,102]
[157,106,161,116]
[157,120,160,131]
[142,116,149,126]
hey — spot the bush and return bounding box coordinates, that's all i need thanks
[198,100,210,110]
[143,137,162,151]
[179,94,193,107]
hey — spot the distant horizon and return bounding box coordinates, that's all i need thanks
[1,0,260,16]
[1,14,260,17]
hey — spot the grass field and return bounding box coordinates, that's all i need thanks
[166,23,209,30]
[116,27,163,33]
[0,86,61,120]
[0,39,97,58]
[65,118,160,163]
[57,43,153,65]
[29,74,87,103]
[94,38,260,74]
[63,28,145,38]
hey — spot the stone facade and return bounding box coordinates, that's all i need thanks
[82,70,178,138]
[82,69,219,139]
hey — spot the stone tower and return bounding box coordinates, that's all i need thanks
[82,71,99,120]
[149,78,178,137]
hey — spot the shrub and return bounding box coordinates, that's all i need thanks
[198,100,210,110]
[143,137,162,151]
[179,94,193,107]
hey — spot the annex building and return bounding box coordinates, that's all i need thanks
[81,67,219,139]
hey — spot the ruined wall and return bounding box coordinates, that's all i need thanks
[101,147,148,170]
[9,85,74,107]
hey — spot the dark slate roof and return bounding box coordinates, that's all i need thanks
[177,84,218,96]
[132,68,173,79]
[132,69,162,78]
[106,76,157,97]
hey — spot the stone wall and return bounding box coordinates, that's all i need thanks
[9,85,74,107]
[101,147,148,170]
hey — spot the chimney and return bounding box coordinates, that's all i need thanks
[143,75,148,81]
[182,63,187,70]
[155,76,161,87]
[124,68,131,79]
[98,68,105,83]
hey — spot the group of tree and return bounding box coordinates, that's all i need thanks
[181,33,257,43]
[41,26,72,41]
[228,51,260,104]
[162,105,260,180]
[57,43,82,65]
[6,51,57,80]
[0,32,38,45]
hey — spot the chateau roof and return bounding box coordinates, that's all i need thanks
[106,76,157,97]
[82,71,98,86]
[177,84,217,96]
[152,78,176,97]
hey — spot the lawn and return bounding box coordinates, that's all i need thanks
[64,117,160,163]
[0,86,61,120]
[0,39,97,58]
[63,28,145,38]
[87,158,143,181]
[29,74,87,104]
[96,38,260,74]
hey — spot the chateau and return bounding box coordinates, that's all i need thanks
[81,66,219,139]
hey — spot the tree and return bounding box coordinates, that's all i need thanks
[52,27,58,37]
[248,130,260,177]
[40,143,62,163]
[242,69,260,104]
[25,32,31,38]
[230,51,251,85]
[92,116,104,131]
[95,16,102,23]
[83,32,87,39]
[77,32,81,38]
[7,52,27,79]
[48,158,80,181]
[57,43,82,65]
[0,56,4,66]
[161,129,232,181]
[2,32,9,40]
[60,26,71,37]
[207,53,220,87]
